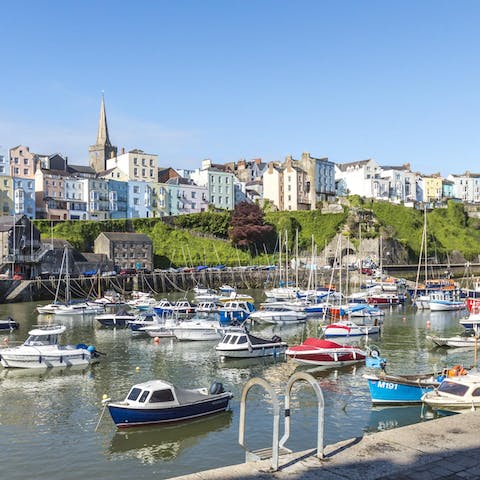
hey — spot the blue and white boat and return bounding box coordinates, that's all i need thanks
[363,372,442,404]
[218,301,255,325]
[127,311,166,332]
[107,379,233,428]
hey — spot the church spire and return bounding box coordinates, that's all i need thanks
[89,94,117,172]
[96,94,112,146]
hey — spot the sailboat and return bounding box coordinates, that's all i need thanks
[51,248,104,317]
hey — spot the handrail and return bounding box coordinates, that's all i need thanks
[238,377,281,471]
[279,371,325,459]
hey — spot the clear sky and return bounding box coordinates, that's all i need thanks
[1,0,479,175]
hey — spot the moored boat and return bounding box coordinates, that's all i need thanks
[364,372,441,404]
[171,317,223,341]
[422,371,480,412]
[0,325,99,369]
[95,309,135,328]
[107,379,233,428]
[215,329,287,359]
[0,316,19,331]
[322,320,380,337]
[249,305,307,324]
[427,329,479,348]
[285,338,367,366]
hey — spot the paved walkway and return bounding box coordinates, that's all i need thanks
[168,411,480,480]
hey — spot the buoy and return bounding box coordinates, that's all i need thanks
[426,320,431,328]
[136,366,140,372]
[102,393,108,401]
[154,336,160,344]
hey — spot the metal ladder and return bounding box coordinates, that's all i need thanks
[238,372,325,471]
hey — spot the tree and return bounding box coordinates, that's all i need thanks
[229,202,275,252]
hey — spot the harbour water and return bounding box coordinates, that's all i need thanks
[0,292,474,480]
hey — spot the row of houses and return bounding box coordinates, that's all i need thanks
[1,98,478,221]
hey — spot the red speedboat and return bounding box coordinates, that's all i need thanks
[285,338,367,366]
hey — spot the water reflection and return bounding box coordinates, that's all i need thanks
[108,411,233,463]
[365,406,425,433]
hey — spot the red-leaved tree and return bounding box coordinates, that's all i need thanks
[229,202,275,252]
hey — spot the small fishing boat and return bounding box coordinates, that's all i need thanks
[53,302,105,316]
[0,316,19,331]
[367,292,401,305]
[215,329,287,359]
[95,309,136,328]
[427,329,479,348]
[429,299,466,312]
[37,302,65,314]
[0,325,99,369]
[422,371,480,412]
[322,320,380,337]
[285,338,367,366]
[364,371,442,404]
[107,379,233,428]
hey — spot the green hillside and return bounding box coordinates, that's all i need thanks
[33,200,480,267]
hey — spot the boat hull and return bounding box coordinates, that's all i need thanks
[108,394,232,428]
[216,344,287,359]
[0,351,94,369]
[366,377,436,404]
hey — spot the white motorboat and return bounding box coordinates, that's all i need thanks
[53,302,105,316]
[171,318,223,341]
[128,312,169,333]
[427,329,479,348]
[37,302,65,314]
[322,320,380,337]
[141,315,177,338]
[460,312,480,329]
[95,309,136,328]
[0,325,99,369]
[422,371,480,412]
[215,329,287,359]
[264,287,299,301]
[195,301,219,314]
[429,299,466,312]
[249,305,307,324]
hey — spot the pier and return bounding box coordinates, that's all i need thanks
[168,411,480,479]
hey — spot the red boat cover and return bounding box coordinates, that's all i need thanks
[301,338,345,349]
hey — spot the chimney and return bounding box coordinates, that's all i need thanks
[121,147,125,155]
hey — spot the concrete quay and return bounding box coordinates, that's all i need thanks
[168,411,480,480]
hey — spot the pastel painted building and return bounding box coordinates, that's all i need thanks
[0,147,9,176]
[80,178,110,220]
[106,148,158,182]
[9,145,37,179]
[149,181,170,217]
[34,168,69,220]
[65,177,88,220]
[421,175,443,203]
[283,158,310,211]
[262,162,283,210]
[0,176,13,216]
[447,172,480,204]
[127,181,151,218]
[189,160,235,210]
[166,177,208,215]
[380,163,418,202]
[13,177,35,218]
[107,180,128,219]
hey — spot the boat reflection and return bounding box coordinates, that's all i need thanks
[365,405,425,433]
[108,410,233,463]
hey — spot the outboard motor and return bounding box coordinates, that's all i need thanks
[209,381,225,395]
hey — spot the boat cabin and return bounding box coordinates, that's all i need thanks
[23,326,66,346]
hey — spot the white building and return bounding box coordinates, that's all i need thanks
[106,148,158,182]
[448,172,480,204]
[380,163,418,203]
[335,159,389,199]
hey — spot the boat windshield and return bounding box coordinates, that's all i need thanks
[438,381,469,397]
[24,334,58,346]
[127,387,143,401]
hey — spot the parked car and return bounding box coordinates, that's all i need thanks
[82,270,98,277]
[101,270,117,277]
[13,273,25,280]
[119,268,137,276]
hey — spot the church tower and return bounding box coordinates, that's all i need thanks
[89,95,117,172]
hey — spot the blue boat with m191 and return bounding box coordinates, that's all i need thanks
[107,379,233,428]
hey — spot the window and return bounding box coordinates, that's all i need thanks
[138,390,149,403]
[149,388,174,403]
[191,191,196,198]
[23,169,28,175]
[142,158,146,166]
[134,168,138,176]
[24,159,28,165]
[14,167,19,174]
[150,169,154,177]
[226,196,229,204]
[127,388,142,401]
[134,198,139,205]
[142,169,146,177]
[150,159,154,166]
[219,196,222,204]
[133,157,138,165]
[133,186,140,194]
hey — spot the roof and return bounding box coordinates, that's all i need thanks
[67,164,97,175]
[336,159,373,172]
[0,215,23,232]
[97,232,152,243]
[39,168,72,177]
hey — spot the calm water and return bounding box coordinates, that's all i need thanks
[0,292,473,480]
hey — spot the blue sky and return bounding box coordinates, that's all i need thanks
[1,0,479,175]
